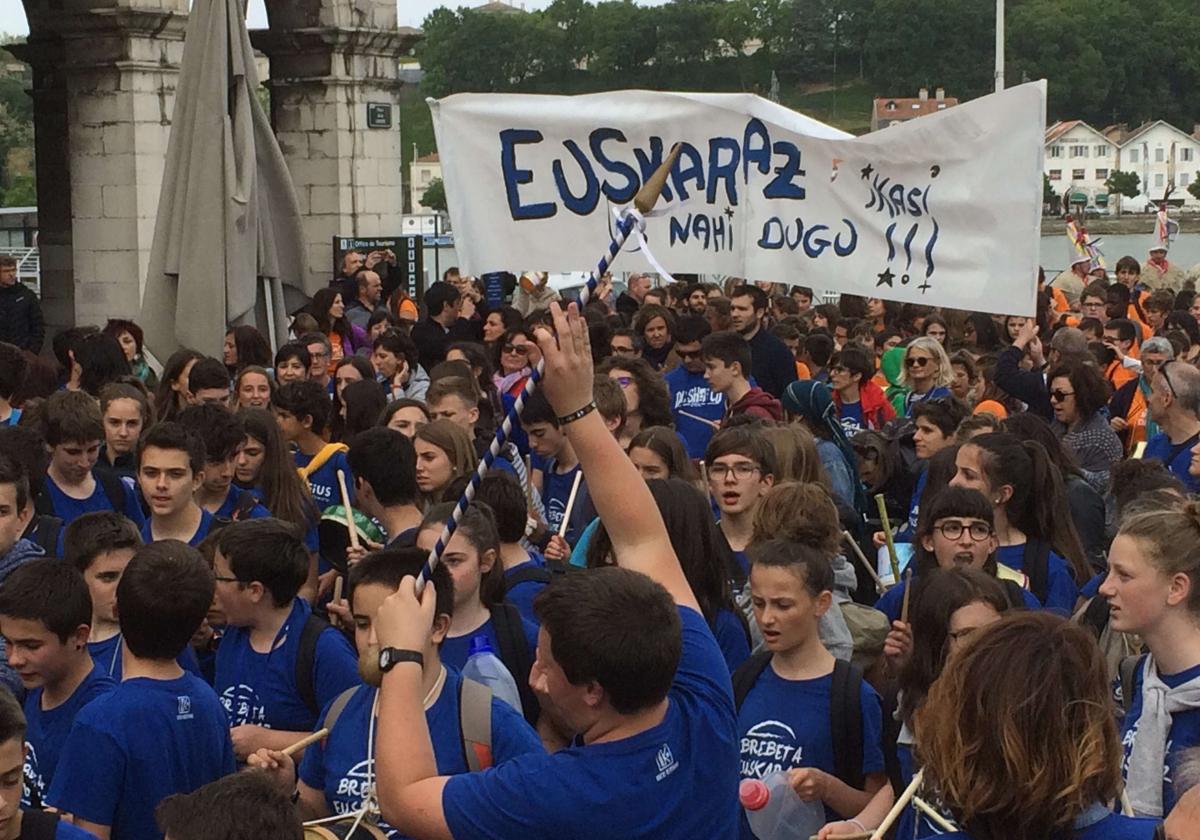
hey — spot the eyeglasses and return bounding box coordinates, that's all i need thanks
[708,462,761,480]
[677,348,702,360]
[615,376,633,388]
[935,520,993,541]
[1049,389,1075,403]
[905,356,931,368]
[829,364,849,375]
[1160,359,1179,400]
[503,344,530,356]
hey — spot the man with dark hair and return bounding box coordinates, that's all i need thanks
[275,381,353,511]
[829,346,895,434]
[609,328,638,357]
[1100,318,1142,391]
[706,297,733,333]
[728,285,798,399]
[48,541,235,840]
[347,428,422,549]
[273,342,311,386]
[0,343,25,428]
[184,358,231,406]
[665,314,723,458]
[683,283,708,315]
[213,519,358,761]
[411,282,477,374]
[371,302,738,839]
[802,332,834,383]
[138,422,215,546]
[702,331,782,426]
[1144,288,1176,333]
[0,559,113,806]
[791,285,814,313]
[157,771,303,840]
[177,405,269,522]
[0,255,43,353]
[373,329,429,402]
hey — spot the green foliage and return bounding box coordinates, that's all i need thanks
[1043,173,1056,205]
[420,178,447,212]
[1188,179,1200,203]
[1,174,35,207]
[1105,170,1140,199]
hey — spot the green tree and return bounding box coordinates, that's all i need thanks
[421,178,447,213]
[1188,179,1200,203]
[1105,170,1140,215]
[1043,174,1056,207]
[1,174,35,208]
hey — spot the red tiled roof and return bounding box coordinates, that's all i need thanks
[414,153,440,163]
[873,95,959,120]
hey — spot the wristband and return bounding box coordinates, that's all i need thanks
[556,401,597,426]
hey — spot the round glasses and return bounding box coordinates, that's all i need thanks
[934,520,993,541]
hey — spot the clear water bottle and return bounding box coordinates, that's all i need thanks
[739,773,826,840]
[461,636,523,715]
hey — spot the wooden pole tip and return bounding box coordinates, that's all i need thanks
[634,143,682,214]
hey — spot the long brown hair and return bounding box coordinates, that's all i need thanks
[237,408,318,530]
[915,612,1123,840]
[414,420,477,501]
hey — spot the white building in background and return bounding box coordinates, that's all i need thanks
[1044,120,1117,209]
[409,153,442,212]
[1117,120,1200,210]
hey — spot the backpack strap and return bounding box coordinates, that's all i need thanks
[730,650,774,711]
[30,514,63,557]
[94,469,130,516]
[1023,539,1052,607]
[488,603,539,725]
[502,565,554,593]
[295,613,330,720]
[298,443,349,481]
[322,686,359,735]
[18,809,60,840]
[1119,654,1144,715]
[1075,595,1111,640]
[459,677,494,772]
[830,659,866,790]
[1002,579,1028,611]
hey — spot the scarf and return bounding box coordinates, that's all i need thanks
[494,367,531,396]
[781,380,870,515]
[1126,654,1200,816]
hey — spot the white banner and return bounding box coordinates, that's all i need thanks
[430,82,1046,315]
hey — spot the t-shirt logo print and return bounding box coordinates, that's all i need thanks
[176,695,193,721]
[655,743,678,781]
[220,684,267,726]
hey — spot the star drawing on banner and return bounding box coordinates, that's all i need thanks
[724,207,734,220]
[876,267,895,288]
[860,164,874,180]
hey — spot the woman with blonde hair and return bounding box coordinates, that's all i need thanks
[899,335,954,416]
[760,423,831,489]
[413,420,477,503]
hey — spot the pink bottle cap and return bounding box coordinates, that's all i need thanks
[739,778,770,811]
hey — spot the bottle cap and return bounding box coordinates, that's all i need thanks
[739,778,769,811]
[468,636,495,657]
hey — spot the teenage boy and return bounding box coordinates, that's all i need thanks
[47,540,236,839]
[734,540,887,837]
[475,471,549,628]
[665,315,724,459]
[370,300,739,839]
[176,404,270,522]
[156,771,303,840]
[0,457,43,696]
[828,346,895,435]
[522,391,594,547]
[0,687,96,839]
[701,331,782,427]
[346,428,423,549]
[138,422,216,546]
[40,391,146,543]
[63,511,141,676]
[273,343,311,386]
[896,397,969,539]
[212,519,359,760]
[0,343,24,428]
[247,548,543,832]
[705,427,777,579]
[274,380,353,513]
[184,358,231,406]
[0,559,114,807]
[425,376,517,474]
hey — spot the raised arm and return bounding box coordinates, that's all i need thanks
[535,302,699,612]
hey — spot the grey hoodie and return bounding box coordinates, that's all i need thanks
[0,538,47,697]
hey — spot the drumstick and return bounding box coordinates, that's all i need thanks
[282,728,329,757]
[870,769,924,840]
[875,494,901,583]
[558,471,584,538]
[678,410,721,429]
[900,568,913,624]
[333,576,344,605]
[336,470,360,551]
[843,531,885,594]
[911,796,957,832]
[810,833,872,840]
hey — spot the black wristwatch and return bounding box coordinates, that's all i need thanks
[378,647,423,672]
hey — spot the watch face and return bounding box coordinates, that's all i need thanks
[378,648,392,670]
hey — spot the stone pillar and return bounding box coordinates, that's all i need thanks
[252,23,417,291]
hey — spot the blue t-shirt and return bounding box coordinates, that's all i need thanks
[298,673,544,833]
[874,571,1041,622]
[0,408,21,427]
[838,401,866,437]
[932,811,1159,840]
[502,555,548,630]
[214,598,360,733]
[440,615,539,675]
[995,543,1078,614]
[295,448,354,512]
[665,366,725,459]
[22,663,115,807]
[441,607,739,839]
[1080,571,1104,601]
[1142,431,1200,493]
[214,485,272,520]
[140,509,217,547]
[44,474,146,556]
[87,634,203,683]
[713,608,750,672]
[904,385,951,416]
[542,462,587,547]
[737,661,885,832]
[1121,657,1200,815]
[46,673,235,839]
[24,818,97,840]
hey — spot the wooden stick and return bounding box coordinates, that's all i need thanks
[875,494,901,583]
[677,409,721,429]
[281,728,329,757]
[911,795,957,832]
[870,768,924,840]
[336,470,360,551]
[900,567,914,624]
[333,575,344,605]
[843,531,885,594]
[557,470,584,538]
[810,833,872,840]
[1120,788,1133,816]
[523,454,535,505]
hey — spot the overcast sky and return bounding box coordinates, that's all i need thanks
[0,0,668,35]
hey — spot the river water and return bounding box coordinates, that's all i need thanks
[1040,232,1200,274]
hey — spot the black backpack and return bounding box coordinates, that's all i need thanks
[18,810,59,840]
[731,653,865,790]
[489,602,540,725]
[1021,539,1052,608]
[294,613,334,721]
[32,469,130,556]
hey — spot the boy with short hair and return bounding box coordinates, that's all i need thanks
[665,315,724,458]
[0,456,45,696]
[156,771,302,840]
[137,422,216,546]
[705,427,777,578]
[0,343,25,428]
[0,559,114,807]
[184,358,230,406]
[40,391,146,544]
[176,404,270,522]
[522,391,593,547]
[274,381,352,513]
[212,519,359,760]
[701,331,783,426]
[346,428,423,549]
[592,375,627,439]
[47,540,236,840]
[426,375,518,474]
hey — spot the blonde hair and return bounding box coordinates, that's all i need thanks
[760,424,831,490]
[1118,498,1200,614]
[751,481,841,557]
[899,336,955,390]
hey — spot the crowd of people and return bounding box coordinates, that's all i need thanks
[0,245,1198,839]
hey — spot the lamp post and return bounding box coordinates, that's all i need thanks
[995,0,1005,92]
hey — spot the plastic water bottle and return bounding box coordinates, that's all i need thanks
[739,773,826,840]
[461,636,523,714]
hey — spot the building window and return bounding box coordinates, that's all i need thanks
[1155,173,1165,187]
[421,170,431,183]
[1049,169,1062,181]
[1070,145,1089,158]
[886,101,896,111]
[1183,148,1194,162]
[1130,148,1140,163]
[1047,146,1062,158]
[1156,147,1165,162]
[1182,173,1192,186]
[1072,169,1086,180]
[1095,168,1109,180]
[1095,144,1109,157]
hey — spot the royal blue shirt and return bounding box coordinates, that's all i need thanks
[440,616,539,675]
[295,449,354,512]
[1142,431,1200,493]
[737,660,885,832]
[44,474,146,555]
[665,366,725,459]
[213,485,272,520]
[139,509,216,548]
[1120,656,1200,815]
[441,607,739,839]
[904,385,952,416]
[837,401,866,436]
[541,461,589,547]
[298,673,544,834]
[87,634,203,683]
[502,553,548,630]
[874,572,1042,622]
[930,811,1159,840]
[22,663,114,808]
[47,673,235,840]
[713,608,750,672]
[995,543,1078,614]
[214,598,359,734]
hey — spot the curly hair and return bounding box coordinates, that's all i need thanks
[596,355,673,429]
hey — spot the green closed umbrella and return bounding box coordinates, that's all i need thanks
[139,0,316,361]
